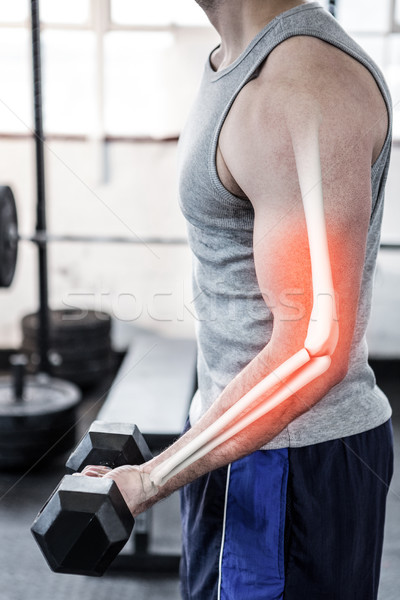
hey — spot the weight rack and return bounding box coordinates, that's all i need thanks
[31,0,50,374]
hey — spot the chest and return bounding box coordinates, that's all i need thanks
[178,70,254,229]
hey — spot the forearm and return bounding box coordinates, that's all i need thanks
[136,338,344,515]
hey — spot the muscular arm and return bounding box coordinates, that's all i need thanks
[89,65,375,515]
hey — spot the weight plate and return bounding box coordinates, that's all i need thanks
[0,420,76,445]
[54,354,114,373]
[54,355,114,374]
[0,374,80,416]
[53,356,114,387]
[20,351,114,387]
[23,350,113,371]
[0,429,76,469]
[22,328,111,349]
[21,335,111,362]
[0,186,18,288]
[0,429,76,454]
[53,364,111,387]
[0,405,77,432]
[0,375,81,429]
[22,309,111,340]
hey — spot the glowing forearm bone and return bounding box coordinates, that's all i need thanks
[153,355,331,485]
[149,114,338,489]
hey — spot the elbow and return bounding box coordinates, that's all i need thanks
[304,294,339,358]
[305,319,348,389]
[304,319,339,358]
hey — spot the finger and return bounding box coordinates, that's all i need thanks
[73,465,112,478]
[84,465,112,473]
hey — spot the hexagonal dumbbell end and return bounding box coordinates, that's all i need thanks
[65,421,153,473]
[31,474,134,576]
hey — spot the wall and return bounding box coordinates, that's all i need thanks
[0,138,194,349]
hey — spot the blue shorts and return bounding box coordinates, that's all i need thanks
[179,419,393,600]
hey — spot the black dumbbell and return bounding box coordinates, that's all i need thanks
[31,421,153,577]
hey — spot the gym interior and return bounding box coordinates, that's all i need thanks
[0,1,399,599]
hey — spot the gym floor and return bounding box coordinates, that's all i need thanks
[0,365,399,600]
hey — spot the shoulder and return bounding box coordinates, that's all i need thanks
[224,34,378,141]
[219,35,384,202]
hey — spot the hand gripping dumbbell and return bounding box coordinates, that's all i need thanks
[31,421,153,577]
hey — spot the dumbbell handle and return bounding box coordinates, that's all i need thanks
[65,421,153,474]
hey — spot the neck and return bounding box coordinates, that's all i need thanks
[202,0,309,71]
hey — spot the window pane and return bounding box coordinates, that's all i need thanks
[111,0,209,27]
[395,0,400,26]
[42,30,96,134]
[318,1,332,13]
[172,0,210,26]
[0,29,32,132]
[111,0,172,26]
[105,28,218,136]
[104,31,175,136]
[40,0,90,25]
[337,0,391,33]
[386,35,400,139]
[351,34,386,66]
[0,0,28,23]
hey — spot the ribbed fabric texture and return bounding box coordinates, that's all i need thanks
[178,2,393,448]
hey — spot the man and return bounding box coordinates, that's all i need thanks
[84,1,394,598]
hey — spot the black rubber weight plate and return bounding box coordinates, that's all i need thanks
[0,429,76,469]
[0,406,77,432]
[0,375,81,429]
[21,353,114,386]
[0,186,18,288]
[0,421,76,445]
[21,336,112,361]
[53,357,114,386]
[22,329,112,350]
[53,354,114,373]
[22,309,111,339]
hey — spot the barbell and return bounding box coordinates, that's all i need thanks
[0,185,187,288]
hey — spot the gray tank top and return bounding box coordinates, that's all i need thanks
[178,2,392,448]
